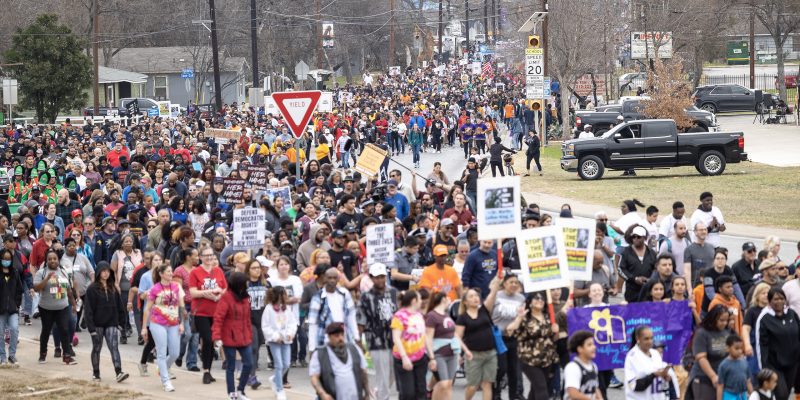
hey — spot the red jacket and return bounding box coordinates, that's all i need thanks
[211,290,252,347]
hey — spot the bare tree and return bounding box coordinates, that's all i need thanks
[750,0,800,100]
[641,56,695,130]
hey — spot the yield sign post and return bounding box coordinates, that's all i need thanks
[271,90,321,181]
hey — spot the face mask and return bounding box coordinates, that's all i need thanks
[1,260,10,267]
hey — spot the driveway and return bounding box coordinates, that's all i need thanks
[716,114,800,167]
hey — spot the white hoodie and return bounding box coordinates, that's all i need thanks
[261,304,298,344]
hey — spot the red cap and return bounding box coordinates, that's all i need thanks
[71,209,83,218]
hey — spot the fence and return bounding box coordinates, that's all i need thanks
[698,73,798,91]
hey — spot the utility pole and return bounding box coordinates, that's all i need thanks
[316,0,323,69]
[749,11,755,89]
[249,0,259,87]
[542,0,548,76]
[92,0,99,113]
[389,0,395,66]
[209,0,223,112]
[438,0,444,63]
[464,0,469,61]
[483,0,488,49]
[491,0,496,43]
[496,0,501,41]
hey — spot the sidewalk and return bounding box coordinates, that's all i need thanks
[523,190,800,242]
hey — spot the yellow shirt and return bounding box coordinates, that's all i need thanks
[286,147,306,163]
[315,143,330,161]
[248,142,270,156]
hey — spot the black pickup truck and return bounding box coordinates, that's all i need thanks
[560,119,747,180]
[84,97,160,118]
[575,98,718,135]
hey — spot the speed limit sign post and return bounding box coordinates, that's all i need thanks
[525,48,544,99]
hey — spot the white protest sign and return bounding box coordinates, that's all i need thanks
[366,223,396,268]
[557,218,596,281]
[232,207,266,251]
[477,176,521,241]
[516,226,570,293]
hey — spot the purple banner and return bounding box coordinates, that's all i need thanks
[567,301,693,370]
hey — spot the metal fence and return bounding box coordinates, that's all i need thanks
[698,73,796,91]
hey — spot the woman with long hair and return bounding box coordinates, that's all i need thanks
[189,246,228,384]
[188,199,209,245]
[83,262,129,382]
[506,291,559,400]
[261,285,296,400]
[213,271,254,400]
[111,233,142,343]
[244,259,267,390]
[455,278,501,400]
[141,263,186,392]
[690,304,732,399]
[624,325,676,399]
[424,291,457,400]
[391,290,430,400]
[173,247,200,372]
[491,273,526,400]
[169,196,188,224]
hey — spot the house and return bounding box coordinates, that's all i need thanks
[103,46,248,106]
[89,66,148,107]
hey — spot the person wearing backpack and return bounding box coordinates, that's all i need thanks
[563,330,602,400]
[523,129,542,177]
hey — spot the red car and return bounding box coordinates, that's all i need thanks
[778,75,797,89]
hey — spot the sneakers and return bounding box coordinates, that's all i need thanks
[163,381,175,392]
[238,391,251,400]
[38,354,46,364]
[188,366,201,372]
[138,363,149,377]
[608,375,623,388]
[175,358,182,367]
[92,374,101,382]
[8,356,18,368]
[120,335,127,345]
[227,393,239,400]
[23,316,31,326]
[275,390,287,400]
[137,336,144,346]
[202,371,213,384]
[63,356,77,365]
[299,359,308,368]
[116,371,129,383]
[54,348,62,358]
[246,375,261,390]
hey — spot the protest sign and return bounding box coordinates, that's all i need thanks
[232,207,266,251]
[265,186,293,212]
[213,177,245,204]
[476,176,521,241]
[157,101,170,117]
[169,104,181,118]
[516,226,569,292]
[205,128,240,141]
[558,218,596,281]
[243,165,269,189]
[567,301,693,370]
[366,223,395,268]
[354,143,388,177]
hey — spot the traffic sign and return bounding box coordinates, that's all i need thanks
[525,48,544,99]
[181,68,194,79]
[271,90,321,139]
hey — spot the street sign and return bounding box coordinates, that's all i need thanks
[271,90,321,139]
[2,80,18,105]
[181,68,194,79]
[295,61,310,81]
[544,77,551,97]
[525,48,544,99]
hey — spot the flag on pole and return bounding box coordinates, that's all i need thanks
[481,62,494,78]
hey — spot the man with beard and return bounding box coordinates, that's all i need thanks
[328,230,356,280]
[307,268,359,352]
[657,220,691,277]
[333,194,363,233]
[309,322,370,400]
[357,264,397,400]
[732,242,759,297]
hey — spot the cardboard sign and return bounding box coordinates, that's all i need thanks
[205,128,240,141]
[516,226,570,293]
[366,223,396,268]
[232,207,266,250]
[477,176,521,241]
[354,143,388,177]
[243,165,269,189]
[557,218,597,281]
[213,177,245,204]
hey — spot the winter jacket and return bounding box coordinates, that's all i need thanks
[0,266,23,315]
[212,290,253,347]
[83,265,126,332]
[756,306,800,370]
[261,305,298,344]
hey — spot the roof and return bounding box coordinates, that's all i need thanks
[103,47,247,74]
[98,66,147,84]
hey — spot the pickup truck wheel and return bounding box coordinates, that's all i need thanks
[578,156,605,180]
[698,150,726,176]
[700,103,717,114]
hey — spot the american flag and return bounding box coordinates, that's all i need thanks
[481,62,494,78]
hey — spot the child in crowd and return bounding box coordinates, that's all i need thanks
[717,334,752,400]
[563,330,602,400]
[748,369,777,400]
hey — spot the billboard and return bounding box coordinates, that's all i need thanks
[630,31,672,59]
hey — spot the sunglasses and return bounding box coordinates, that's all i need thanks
[597,219,608,222]
[631,235,643,239]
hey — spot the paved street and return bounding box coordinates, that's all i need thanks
[715,114,800,167]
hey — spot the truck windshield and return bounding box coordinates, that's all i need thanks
[601,124,626,139]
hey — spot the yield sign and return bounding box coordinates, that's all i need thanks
[271,90,321,139]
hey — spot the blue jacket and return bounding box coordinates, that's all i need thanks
[385,193,410,221]
[407,115,426,131]
[461,247,498,299]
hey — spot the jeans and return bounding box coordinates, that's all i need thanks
[149,323,180,384]
[412,143,421,164]
[341,150,351,168]
[293,319,307,363]
[0,313,19,360]
[91,326,122,375]
[224,346,253,394]
[22,290,33,316]
[268,342,291,392]
[52,304,76,350]
[39,306,73,357]
[394,354,428,400]
[250,322,262,373]
[179,315,199,369]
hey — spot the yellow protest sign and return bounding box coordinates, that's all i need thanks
[355,143,388,177]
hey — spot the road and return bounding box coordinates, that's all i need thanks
[715,114,799,167]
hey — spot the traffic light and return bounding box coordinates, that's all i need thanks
[530,100,542,111]
[528,35,540,48]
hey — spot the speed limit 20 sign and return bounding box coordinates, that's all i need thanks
[525,48,544,99]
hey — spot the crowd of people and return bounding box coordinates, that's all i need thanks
[0,62,797,400]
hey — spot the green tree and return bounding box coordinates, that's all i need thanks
[4,14,92,123]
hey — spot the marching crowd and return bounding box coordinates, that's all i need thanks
[0,62,797,400]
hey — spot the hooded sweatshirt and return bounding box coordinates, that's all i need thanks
[755,306,800,370]
[708,293,743,335]
[462,246,498,299]
[296,224,331,271]
[83,264,126,332]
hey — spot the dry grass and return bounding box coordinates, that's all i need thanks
[515,145,800,230]
[0,367,141,399]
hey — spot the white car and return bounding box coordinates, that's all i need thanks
[618,72,647,94]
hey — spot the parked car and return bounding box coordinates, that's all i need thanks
[780,75,797,89]
[692,84,761,113]
[560,119,747,180]
[575,98,718,135]
[619,72,648,94]
[84,97,160,118]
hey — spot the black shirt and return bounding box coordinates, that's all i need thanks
[732,258,759,298]
[618,245,657,303]
[455,306,495,352]
[328,248,357,280]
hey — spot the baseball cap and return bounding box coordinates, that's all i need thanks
[631,226,647,237]
[742,242,756,252]
[368,263,388,277]
[280,240,294,248]
[127,204,142,213]
[433,244,449,257]
[440,219,454,227]
[117,219,131,226]
[387,179,398,187]
[332,229,346,238]
[71,209,83,218]
[101,216,116,226]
